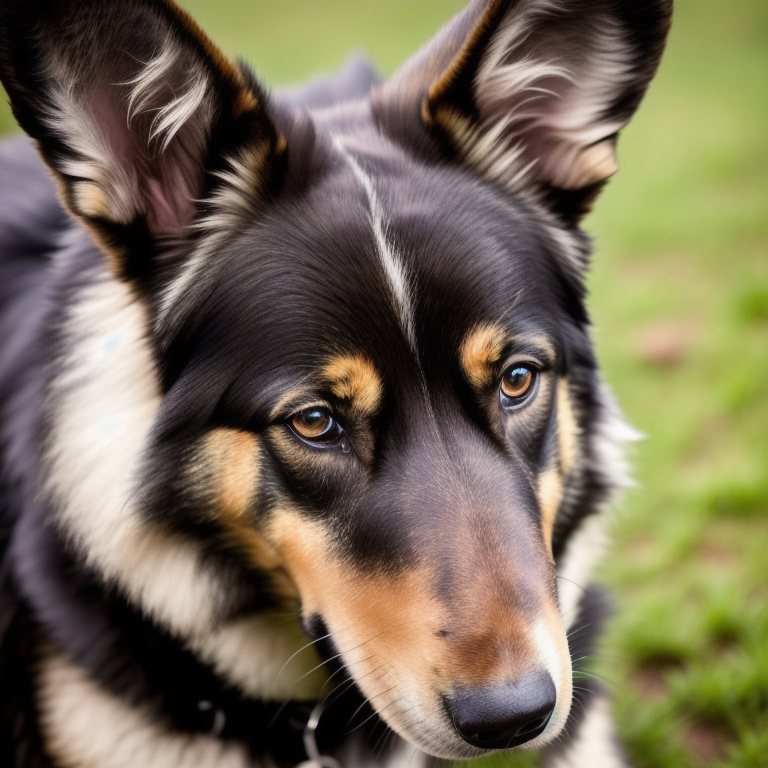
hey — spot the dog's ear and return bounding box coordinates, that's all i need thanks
[374,0,671,223]
[0,0,283,280]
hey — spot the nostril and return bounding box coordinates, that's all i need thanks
[515,712,551,737]
[445,672,556,750]
[468,711,551,742]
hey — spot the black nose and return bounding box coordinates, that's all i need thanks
[445,673,557,750]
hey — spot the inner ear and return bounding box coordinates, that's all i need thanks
[375,0,672,223]
[0,0,285,278]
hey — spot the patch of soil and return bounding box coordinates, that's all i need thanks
[698,538,738,572]
[625,534,658,561]
[632,665,670,700]
[632,654,688,701]
[683,722,730,766]
[636,320,696,367]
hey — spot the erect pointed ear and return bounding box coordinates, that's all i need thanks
[374,0,672,223]
[0,0,284,280]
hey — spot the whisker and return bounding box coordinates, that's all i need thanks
[572,669,604,682]
[318,654,376,697]
[346,689,400,735]
[277,622,354,681]
[319,676,358,711]
[371,710,402,758]
[321,658,387,711]
[557,575,587,594]
[566,622,593,640]
[326,664,384,708]
[286,629,384,690]
[371,702,419,758]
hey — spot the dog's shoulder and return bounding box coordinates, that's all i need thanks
[275,53,380,110]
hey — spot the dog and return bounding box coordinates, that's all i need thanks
[0,1,671,766]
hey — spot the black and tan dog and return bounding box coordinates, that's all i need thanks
[0,1,671,766]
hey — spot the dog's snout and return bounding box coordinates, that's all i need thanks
[445,673,556,750]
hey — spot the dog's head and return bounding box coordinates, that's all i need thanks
[0,0,670,758]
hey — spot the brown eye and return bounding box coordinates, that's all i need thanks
[500,364,537,407]
[290,408,343,444]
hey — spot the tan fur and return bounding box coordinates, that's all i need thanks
[533,378,579,554]
[203,428,260,518]
[322,354,383,417]
[459,323,507,389]
[48,174,128,275]
[71,181,112,223]
[166,0,264,122]
[426,502,561,689]
[460,326,558,393]
[267,385,311,422]
[537,468,563,554]
[557,377,579,475]
[199,429,299,599]
[264,423,338,472]
[266,508,450,740]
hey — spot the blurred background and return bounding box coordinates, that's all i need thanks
[1,1,765,766]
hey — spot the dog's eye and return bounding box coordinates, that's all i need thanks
[500,364,538,408]
[290,408,344,444]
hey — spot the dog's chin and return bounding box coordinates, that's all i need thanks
[365,688,573,761]
[382,718,567,761]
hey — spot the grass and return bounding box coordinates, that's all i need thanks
[1,1,766,766]
[584,3,768,765]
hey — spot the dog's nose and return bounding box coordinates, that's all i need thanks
[445,673,556,749]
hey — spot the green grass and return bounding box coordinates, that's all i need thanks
[584,3,768,765]
[1,1,766,766]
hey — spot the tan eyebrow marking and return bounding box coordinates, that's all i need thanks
[268,386,310,423]
[460,323,508,389]
[268,355,383,423]
[460,324,557,391]
[322,354,383,416]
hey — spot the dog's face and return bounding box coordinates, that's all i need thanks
[148,153,584,755]
[0,0,670,759]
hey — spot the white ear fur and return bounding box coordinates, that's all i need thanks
[463,8,634,193]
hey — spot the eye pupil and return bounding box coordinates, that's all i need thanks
[303,410,326,429]
[290,407,342,443]
[500,365,536,401]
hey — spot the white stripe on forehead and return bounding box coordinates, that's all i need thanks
[331,135,417,353]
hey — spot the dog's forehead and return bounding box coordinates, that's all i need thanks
[192,130,578,392]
